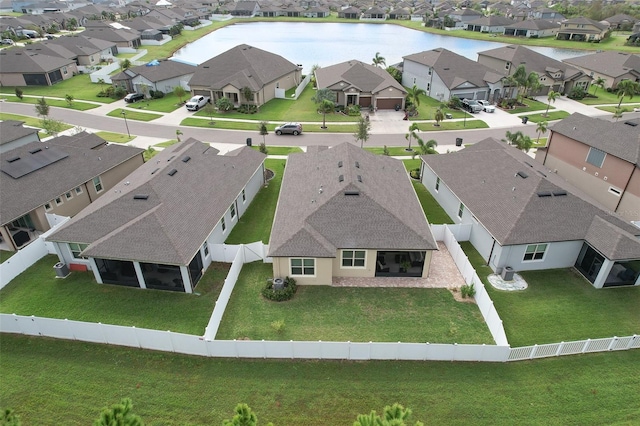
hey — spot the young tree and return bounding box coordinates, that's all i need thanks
[613,106,624,121]
[65,94,74,107]
[259,121,268,145]
[615,79,639,108]
[354,403,424,426]
[502,130,533,152]
[536,120,548,145]
[312,88,335,129]
[241,86,253,107]
[372,52,386,68]
[97,78,106,94]
[591,77,605,96]
[121,59,132,70]
[544,90,559,116]
[405,122,420,151]
[35,97,49,118]
[173,86,186,104]
[416,137,438,155]
[14,87,23,100]
[222,403,267,426]
[175,129,183,142]
[354,115,371,148]
[511,64,528,101]
[434,108,444,126]
[93,398,143,426]
[202,102,216,125]
[386,66,402,83]
[41,118,63,137]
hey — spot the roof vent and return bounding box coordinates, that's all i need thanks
[338,174,344,182]
[7,156,20,163]
[516,171,528,179]
[182,156,191,163]
[29,148,43,154]
[537,191,552,197]
[168,169,177,176]
[338,161,343,168]
[524,161,533,167]
[355,161,360,168]
[357,175,362,182]
[151,168,159,174]
[552,190,567,196]
[623,121,637,127]
[133,194,149,200]
[344,190,360,196]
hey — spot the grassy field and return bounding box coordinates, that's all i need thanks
[460,242,640,347]
[107,109,162,122]
[412,181,455,225]
[1,334,638,425]
[0,74,115,103]
[250,145,303,155]
[0,95,99,111]
[225,159,285,244]
[94,131,135,143]
[524,111,571,123]
[217,262,494,343]
[0,112,73,133]
[0,255,228,336]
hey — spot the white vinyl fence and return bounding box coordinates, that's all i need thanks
[508,335,640,361]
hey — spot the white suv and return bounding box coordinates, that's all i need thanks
[185,95,210,111]
[477,100,496,113]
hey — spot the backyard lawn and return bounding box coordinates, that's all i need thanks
[460,242,640,347]
[412,181,455,225]
[0,74,116,103]
[216,262,493,344]
[0,255,228,336]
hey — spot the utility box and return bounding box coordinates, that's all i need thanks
[502,266,515,281]
[54,262,70,278]
[455,138,463,147]
[246,138,252,146]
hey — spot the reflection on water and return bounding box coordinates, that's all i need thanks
[171,22,591,73]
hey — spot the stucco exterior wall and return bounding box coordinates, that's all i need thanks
[331,249,377,278]
[617,168,640,221]
[493,240,584,272]
[89,154,145,202]
[0,73,28,86]
[271,257,333,285]
[133,74,193,94]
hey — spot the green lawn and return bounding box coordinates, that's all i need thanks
[460,242,640,347]
[597,104,640,113]
[94,131,135,144]
[1,95,99,111]
[125,92,184,113]
[0,74,116,103]
[181,117,359,133]
[0,112,73,133]
[225,159,285,244]
[0,255,228,336]
[216,262,493,344]
[412,181,455,225]
[505,98,554,114]
[0,250,15,263]
[580,90,638,105]
[250,145,303,155]
[365,146,414,156]
[524,111,571,123]
[107,109,162,122]
[154,139,180,148]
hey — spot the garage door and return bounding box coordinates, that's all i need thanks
[455,92,474,100]
[377,98,402,109]
[193,89,209,96]
[359,96,372,107]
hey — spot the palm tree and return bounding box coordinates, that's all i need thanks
[524,72,541,97]
[405,122,420,151]
[615,79,639,109]
[434,108,444,126]
[372,52,386,68]
[591,77,605,96]
[406,85,426,113]
[416,137,438,155]
[318,99,334,129]
[312,88,335,129]
[545,90,559,116]
[502,130,533,152]
[502,75,518,103]
[536,120,548,145]
[512,64,528,101]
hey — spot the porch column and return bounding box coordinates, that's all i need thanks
[133,262,146,289]
[180,265,193,294]
[88,258,102,284]
[593,258,614,289]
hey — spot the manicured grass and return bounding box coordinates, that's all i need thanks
[107,109,162,122]
[94,131,135,143]
[0,250,16,263]
[182,117,359,133]
[1,95,99,110]
[0,112,73,133]
[416,119,488,131]
[1,334,638,425]
[460,242,640,347]
[580,90,637,105]
[504,98,553,114]
[143,146,158,161]
[365,146,414,156]
[524,111,571,123]
[412,181,455,225]
[0,255,228,336]
[154,139,180,148]
[225,159,285,244]
[0,74,116,103]
[597,104,640,113]
[216,262,493,344]
[250,145,303,155]
[125,92,183,113]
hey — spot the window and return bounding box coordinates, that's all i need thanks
[92,176,103,193]
[426,83,430,91]
[505,62,511,70]
[435,177,440,192]
[609,187,621,196]
[221,217,226,231]
[458,203,464,219]
[203,242,209,257]
[291,258,315,276]
[342,250,366,268]
[44,202,52,212]
[242,189,246,203]
[75,186,83,195]
[230,203,236,218]
[523,243,547,261]
[586,147,606,168]
[428,68,432,75]
[65,192,73,200]
[69,242,88,259]
[55,197,63,206]
[62,66,67,75]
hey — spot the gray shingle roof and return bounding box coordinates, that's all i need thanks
[421,138,640,259]
[505,19,560,30]
[0,132,143,226]
[315,60,407,95]
[403,48,505,88]
[0,48,75,73]
[188,44,299,91]
[121,60,196,83]
[0,120,39,145]
[269,143,437,258]
[549,113,640,165]
[563,51,640,80]
[47,140,266,265]
[466,15,516,26]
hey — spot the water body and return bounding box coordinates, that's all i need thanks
[171,22,590,73]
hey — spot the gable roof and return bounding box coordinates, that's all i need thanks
[188,44,299,91]
[563,51,640,80]
[0,132,143,226]
[0,120,39,146]
[0,48,75,73]
[315,60,407,94]
[549,113,640,165]
[505,19,560,30]
[561,16,610,31]
[421,138,640,259]
[466,15,516,26]
[269,143,437,258]
[116,59,196,83]
[47,140,265,265]
[403,48,505,88]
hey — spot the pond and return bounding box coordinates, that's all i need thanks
[171,22,591,73]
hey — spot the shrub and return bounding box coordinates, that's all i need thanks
[238,104,257,114]
[261,277,297,302]
[270,319,285,333]
[410,168,420,180]
[460,284,476,298]
[346,105,361,116]
[113,86,126,99]
[152,90,164,99]
[383,145,390,156]
[216,97,233,112]
[259,142,268,155]
[14,87,23,99]
[567,86,586,100]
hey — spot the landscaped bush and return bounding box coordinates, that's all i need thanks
[261,276,297,302]
[460,284,476,298]
[568,86,586,100]
[346,105,361,116]
[410,168,420,180]
[150,90,165,99]
[113,86,126,99]
[237,104,257,114]
[216,97,233,112]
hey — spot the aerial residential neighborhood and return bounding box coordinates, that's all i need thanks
[0,1,639,424]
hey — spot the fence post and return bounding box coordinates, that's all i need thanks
[556,342,564,356]
[529,344,538,359]
[627,335,638,350]
[582,339,590,353]
[608,337,618,351]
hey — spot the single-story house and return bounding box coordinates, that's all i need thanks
[269,142,438,285]
[110,59,196,95]
[556,17,610,42]
[0,132,144,251]
[0,120,40,154]
[47,140,266,293]
[83,26,142,49]
[447,8,483,28]
[603,13,638,30]
[0,47,78,86]
[402,48,505,103]
[362,6,387,20]
[338,6,361,19]
[302,7,330,18]
[420,138,640,288]
[464,15,516,33]
[562,51,640,90]
[230,1,259,16]
[503,19,560,38]
[188,44,302,108]
[43,35,118,66]
[315,60,407,110]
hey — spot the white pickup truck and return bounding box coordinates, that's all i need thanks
[185,95,210,111]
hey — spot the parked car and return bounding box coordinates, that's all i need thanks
[124,93,145,103]
[185,95,210,111]
[462,99,483,113]
[275,122,303,135]
[2,39,15,45]
[477,100,495,113]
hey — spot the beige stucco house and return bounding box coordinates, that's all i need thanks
[268,143,438,285]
